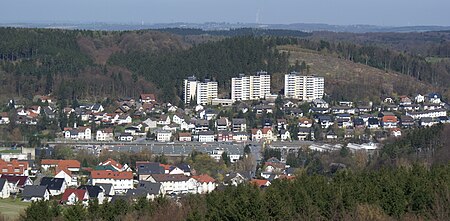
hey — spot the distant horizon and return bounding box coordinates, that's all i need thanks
[1,0,449,27]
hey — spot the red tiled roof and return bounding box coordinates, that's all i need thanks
[41,159,60,165]
[160,164,172,171]
[0,160,29,175]
[383,116,398,123]
[61,188,87,202]
[250,179,270,187]
[192,174,215,183]
[140,94,156,101]
[91,170,133,179]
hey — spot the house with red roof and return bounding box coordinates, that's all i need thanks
[381,115,398,128]
[41,159,80,173]
[61,188,89,205]
[249,179,271,188]
[0,159,30,176]
[192,174,216,194]
[140,94,157,103]
[90,170,134,194]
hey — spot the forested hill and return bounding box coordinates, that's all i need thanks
[0,27,448,103]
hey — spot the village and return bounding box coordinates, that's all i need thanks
[0,71,449,206]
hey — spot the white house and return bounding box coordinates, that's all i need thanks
[0,178,10,199]
[178,133,192,142]
[55,169,78,187]
[64,127,92,140]
[39,177,67,196]
[192,174,216,194]
[156,130,172,142]
[251,128,276,142]
[90,170,134,194]
[61,188,89,205]
[96,128,114,141]
[22,185,50,202]
[0,113,10,125]
[197,131,215,142]
[147,174,197,195]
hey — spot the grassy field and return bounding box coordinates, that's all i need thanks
[0,198,29,220]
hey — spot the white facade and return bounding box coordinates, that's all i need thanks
[96,129,114,141]
[231,71,271,101]
[91,178,133,194]
[0,180,10,199]
[184,76,218,105]
[284,72,324,101]
[157,131,172,142]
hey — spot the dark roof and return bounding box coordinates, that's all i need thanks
[22,185,48,198]
[39,177,65,190]
[0,175,29,187]
[0,178,6,191]
[150,174,190,182]
[198,131,215,136]
[137,181,162,195]
[138,162,165,175]
[126,189,149,198]
[96,183,113,195]
[77,185,104,198]
[368,117,379,124]
[176,163,191,173]
[232,118,246,124]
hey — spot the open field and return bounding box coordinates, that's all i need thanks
[0,198,29,221]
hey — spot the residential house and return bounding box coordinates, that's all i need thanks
[157,115,171,126]
[399,96,412,105]
[209,148,242,163]
[156,130,172,142]
[217,131,233,142]
[0,159,29,176]
[40,177,67,196]
[97,183,115,197]
[192,174,216,194]
[0,175,32,194]
[420,117,438,127]
[428,93,442,104]
[200,109,218,121]
[196,131,215,142]
[298,128,312,141]
[400,115,415,127]
[233,132,249,142]
[96,128,115,141]
[91,104,104,113]
[146,174,196,194]
[0,178,10,198]
[381,115,398,128]
[22,185,50,202]
[178,132,192,142]
[90,170,134,194]
[251,128,276,142]
[172,114,185,125]
[317,115,334,129]
[115,114,132,125]
[140,94,156,103]
[407,109,447,119]
[55,169,78,187]
[277,119,288,130]
[195,119,209,132]
[142,118,157,130]
[232,118,247,132]
[61,188,89,205]
[415,94,425,103]
[132,181,164,200]
[312,98,329,108]
[118,133,133,141]
[278,129,291,141]
[368,117,380,129]
[63,127,92,140]
[137,162,165,181]
[0,112,10,124]
[215,117,229,131]
[223,173,247,186]
[77,185,106,204]
[390,128,402,137]
[298,118,313,128]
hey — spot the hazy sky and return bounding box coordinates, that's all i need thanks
[1,0,449,26]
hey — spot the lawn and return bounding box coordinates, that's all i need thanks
[0,198,30,220]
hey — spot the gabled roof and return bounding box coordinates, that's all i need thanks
[96,183,113,195]
[61,188,87,202]
[77,185,104,198]
[99,159,124,170]
[150,174,190,182]
[137,181,162,195]
[192,174,215,183]
[23,185,48,198]
[91,170,133,180]
[0,175,30,187]
[382,115,398,123]
[40,177,65,190]
[137,162,164,175]
[0,178,7,191]
[250,179,270,187]
[140,94,156,101]
[176,163,191,173]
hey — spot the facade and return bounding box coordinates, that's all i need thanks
[156,130,172,142]
[184,76,218,105]
[231,71,271,101]
[284,72,324,101]
[90,170,134,194]
[96,128,114,141]
[147,174,196,194]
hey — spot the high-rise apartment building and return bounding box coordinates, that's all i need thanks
[284,72,324,101]
[184,76,218,105]
[231,71,271,101]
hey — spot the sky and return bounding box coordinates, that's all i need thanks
[1,0,449,26]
